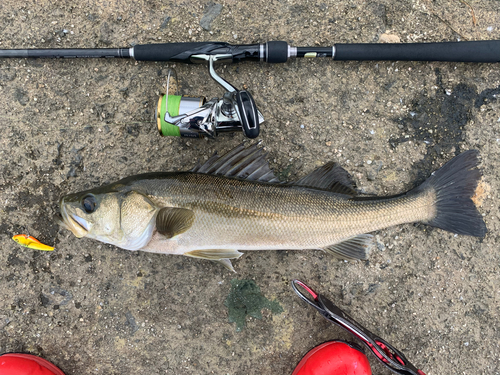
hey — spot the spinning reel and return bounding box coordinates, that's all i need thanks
[156,54,264,139]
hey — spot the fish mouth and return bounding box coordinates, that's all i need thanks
[58,198,89,238]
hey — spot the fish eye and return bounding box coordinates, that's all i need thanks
[81,195,97,214]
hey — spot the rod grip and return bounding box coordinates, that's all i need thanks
[266,41,288,63]
[133,42,217,62]
[334,41,500,63]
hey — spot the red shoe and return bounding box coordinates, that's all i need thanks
[0,353,65,375]
[292,341,372,375]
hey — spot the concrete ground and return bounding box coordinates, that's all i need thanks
[0,0,499,374]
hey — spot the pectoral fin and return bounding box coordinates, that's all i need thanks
[156,207,195,238]
[184,249,244,272]
[323,234,373,260]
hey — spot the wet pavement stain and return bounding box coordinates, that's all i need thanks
[390,67,500,180]
[224,279,283,332]
[391,69,475,151]
[392,69,500,149]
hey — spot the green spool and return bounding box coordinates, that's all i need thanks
[157,94,181,137]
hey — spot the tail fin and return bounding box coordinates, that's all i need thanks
[416,150,486,237]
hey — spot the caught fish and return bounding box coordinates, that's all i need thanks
[57,144,486,271]
[12,234,54,251]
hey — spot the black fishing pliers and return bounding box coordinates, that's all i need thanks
[291,280,426,375]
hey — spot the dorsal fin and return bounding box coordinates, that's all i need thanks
[191,143,280,183]
[293,162,357,195]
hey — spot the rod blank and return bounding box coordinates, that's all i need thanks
[0,48,130,59]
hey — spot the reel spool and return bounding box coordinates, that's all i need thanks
[155,55,264,139]
[156,73,206,137]
[156,94,205,137]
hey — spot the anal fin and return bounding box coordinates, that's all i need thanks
[323,234,373,260]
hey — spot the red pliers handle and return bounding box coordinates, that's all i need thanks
[292,280,426,375]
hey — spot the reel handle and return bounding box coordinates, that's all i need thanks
[236,90,260,139]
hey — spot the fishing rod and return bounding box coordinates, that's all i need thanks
[1,40,499,139]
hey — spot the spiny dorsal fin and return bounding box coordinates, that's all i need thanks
[191,143,280,183]
[323,234,373,260]
[156,207,195,239]
[294,162,357,195]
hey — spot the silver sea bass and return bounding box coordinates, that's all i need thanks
[58,144,486,271]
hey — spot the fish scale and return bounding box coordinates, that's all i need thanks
[134,173,433,253]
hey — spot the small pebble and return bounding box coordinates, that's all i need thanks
[379,33,401,43]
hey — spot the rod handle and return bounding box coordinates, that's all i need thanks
[133,42,262,63]
[133,42,221,62]
[335,41,500,63]
[266,41,288,63]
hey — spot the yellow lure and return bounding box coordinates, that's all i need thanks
[12,234,54,251]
